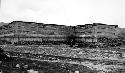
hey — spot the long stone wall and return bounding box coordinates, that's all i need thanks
[0,21,121,46]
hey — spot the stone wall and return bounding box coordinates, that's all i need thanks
[0,21,120,46]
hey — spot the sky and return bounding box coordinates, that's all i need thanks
[0,0,125,27]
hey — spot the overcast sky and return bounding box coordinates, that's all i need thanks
[0,0,125,27]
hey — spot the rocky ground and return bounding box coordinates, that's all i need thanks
[1,45,125,73]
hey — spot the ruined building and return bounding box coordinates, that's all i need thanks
[0,21,121,47]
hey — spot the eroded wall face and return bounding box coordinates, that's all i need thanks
[0,21,120,46]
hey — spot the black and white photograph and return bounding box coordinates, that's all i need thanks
[0,0,125,73]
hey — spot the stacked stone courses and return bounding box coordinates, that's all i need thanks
[0,21,120,45]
